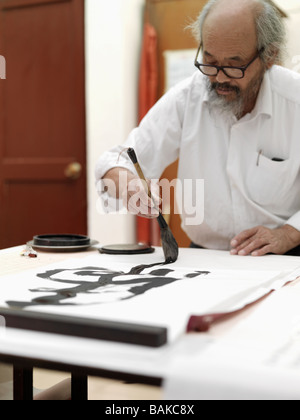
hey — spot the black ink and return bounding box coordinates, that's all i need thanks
[128,262,165,274]
[6,264,211,309]
[185,271,210,278]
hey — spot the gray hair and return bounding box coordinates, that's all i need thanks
[188,0,287,65]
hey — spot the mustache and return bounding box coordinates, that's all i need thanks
[211,82,240,94]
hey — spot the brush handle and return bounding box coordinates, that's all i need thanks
[128,148,178,263]
[127,148,138,164]
[127,148,152,199]
[127,147,164,217]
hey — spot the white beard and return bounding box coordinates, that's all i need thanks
[205,78,244,119]
[204,68,265,120]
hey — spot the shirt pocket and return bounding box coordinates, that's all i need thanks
[246,153,298,215]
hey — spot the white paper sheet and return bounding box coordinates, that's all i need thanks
[164,281,300,399]
[0,253,299,343]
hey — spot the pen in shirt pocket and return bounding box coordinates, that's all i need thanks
[256,149,263,166]
[256,149,285,166]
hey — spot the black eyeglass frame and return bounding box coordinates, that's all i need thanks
[194,44,265,79]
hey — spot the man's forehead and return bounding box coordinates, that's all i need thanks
[202,31,257,63]
[203,0,259,25]
[203,47,246,63]
[202,1,257,51]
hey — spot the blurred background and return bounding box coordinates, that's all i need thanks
[0,0,299,251]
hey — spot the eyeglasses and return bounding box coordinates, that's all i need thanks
[194,45,264,79]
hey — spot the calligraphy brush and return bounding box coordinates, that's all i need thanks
[127,148,179,264]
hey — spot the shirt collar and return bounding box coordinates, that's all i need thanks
[250,69,273,119]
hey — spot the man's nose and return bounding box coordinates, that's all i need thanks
[215,69,231,84]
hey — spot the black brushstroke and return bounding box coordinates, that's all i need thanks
[185,271,210,278]
[5,263,211,309]
[128,262,165,274]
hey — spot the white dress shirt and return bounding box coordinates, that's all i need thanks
[95,65,300,250]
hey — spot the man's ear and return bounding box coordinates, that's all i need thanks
[265,46,279,69]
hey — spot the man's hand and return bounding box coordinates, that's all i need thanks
[230,225,300,256]
[102,167,161,219]
[122,177,161,219]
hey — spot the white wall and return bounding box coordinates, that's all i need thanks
[85,0,145,245]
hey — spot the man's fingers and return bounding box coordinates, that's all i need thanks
[251,244,273,257]
[123,177,160,218]
[230,226,290,257]
[230,240,251,255]
[231,227,258,248]
[236,238,269,256]
[230,227,269,256]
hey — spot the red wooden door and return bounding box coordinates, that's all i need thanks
[0,0,87,249]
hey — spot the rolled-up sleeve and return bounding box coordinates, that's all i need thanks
[286,211,300,232]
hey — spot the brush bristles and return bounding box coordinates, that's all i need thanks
[126,147,179,263]
[160,227,179,263]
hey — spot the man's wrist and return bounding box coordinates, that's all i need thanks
[281,224,300,248]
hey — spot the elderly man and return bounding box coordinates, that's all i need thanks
[96,0,300,256]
